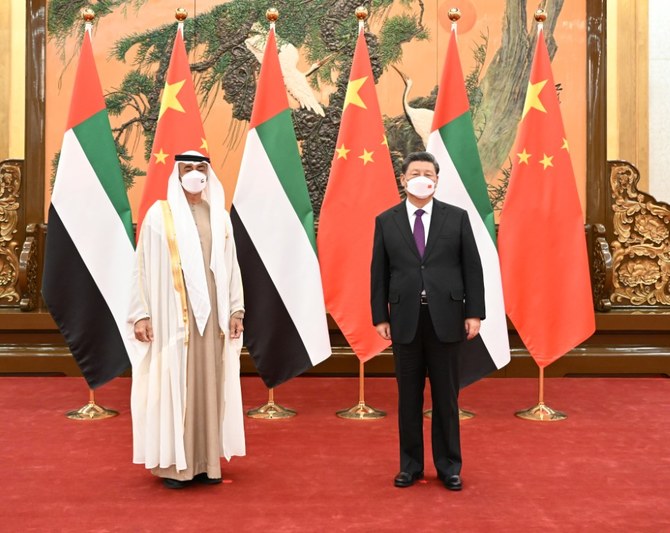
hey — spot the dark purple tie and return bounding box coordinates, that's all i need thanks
[413,209,425,257]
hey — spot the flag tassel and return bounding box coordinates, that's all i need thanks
[247,387,297,419]
[515,366,568,421]
[335,361,386,420]
[65,387,119,420]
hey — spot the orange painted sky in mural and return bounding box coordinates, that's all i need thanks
[45,0,586,220]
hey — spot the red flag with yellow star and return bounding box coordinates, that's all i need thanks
[498,27,595,368]
[136,22,209,232]
[317,29,399,361]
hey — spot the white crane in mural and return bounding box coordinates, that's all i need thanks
[392,65,434,148]
[245,23,325,117]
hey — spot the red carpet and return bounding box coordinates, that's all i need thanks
[1,376,669,532]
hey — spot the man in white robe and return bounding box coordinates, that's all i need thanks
[128,151,245,489]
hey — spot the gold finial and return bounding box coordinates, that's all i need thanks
[266,8,279,22]
[534,9,547,23]
[81,8,95,23]
[355,6,369,21]
[448,8,461,22]
[175,7,188,22]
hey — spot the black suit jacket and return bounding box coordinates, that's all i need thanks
[371,199,485,344]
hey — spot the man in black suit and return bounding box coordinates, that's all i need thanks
[371,151,485,491]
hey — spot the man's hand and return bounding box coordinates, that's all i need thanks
[230,316,244,339]
[464,318,481,340]
[134,318,154,342]
[375,322,391,341]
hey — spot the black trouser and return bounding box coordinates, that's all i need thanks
[392,305,461,479]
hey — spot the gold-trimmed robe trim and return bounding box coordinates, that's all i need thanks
[160,200,189,345]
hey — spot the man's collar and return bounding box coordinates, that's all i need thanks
[405,198,434,216]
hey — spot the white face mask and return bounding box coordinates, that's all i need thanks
[181,170,208,194]
[405,175,436,199]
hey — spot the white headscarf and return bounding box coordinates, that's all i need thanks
[166,151,231,335]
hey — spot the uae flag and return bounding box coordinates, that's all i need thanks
[42,26,135,389]
[498,25,595,367]
[136,21,209,233]
[427,25,510,387]
[231,25,331,388]
[317,27,400,361]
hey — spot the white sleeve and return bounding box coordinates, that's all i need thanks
[128,217,152,326]
[226,215,244,316]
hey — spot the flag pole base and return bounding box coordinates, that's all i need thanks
[336,401,386,420]
[65,401,118,420]
[515,402,567,422]
[424,408,475,420]
[247,401,296,419]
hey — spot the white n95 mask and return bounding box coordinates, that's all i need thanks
[406,176,436,199]
[181,170,208,194]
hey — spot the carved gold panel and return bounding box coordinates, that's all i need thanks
[0,159,21,304]
[588,223,612,311]
[609,160,670,306]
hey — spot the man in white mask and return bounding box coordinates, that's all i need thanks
[371,151,484,492]
[128,151,245,489]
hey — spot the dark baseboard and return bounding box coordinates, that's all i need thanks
[1,310,669,379]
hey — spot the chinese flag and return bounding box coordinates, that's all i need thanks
[498,27,595,368]
[317,29,399,361]
[136,22,209,232]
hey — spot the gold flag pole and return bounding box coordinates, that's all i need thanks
[247,387,297,419]
[244,7,295,422]
[336,360,386,419]
[423,8,474,424]
[66,388,119,420]
[334,6,384,421]
[513,7,566,424]
[423,7,475,420]
[515,366,567,421]
[64,10,120,422]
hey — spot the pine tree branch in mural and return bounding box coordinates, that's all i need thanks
[473,0,564,182]
[48,0,150,60]
[46,1,435,201]
[488,159,512,214]
[465,30,489,120]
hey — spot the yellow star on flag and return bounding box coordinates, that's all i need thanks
[343,77,368,112]
[381,135,388,147]
[158,79,186,120]
[359,148,374,165]
[517,149,531,164]
[200,138,209,153]
[335,144,350,160]
[561,138,569,152]
[153,148,169,165]
[540,153,554,170]
[522,79,547,119]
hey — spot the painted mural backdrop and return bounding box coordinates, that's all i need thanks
[45,0,585,220]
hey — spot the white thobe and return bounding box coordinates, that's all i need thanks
[127,198,245,472]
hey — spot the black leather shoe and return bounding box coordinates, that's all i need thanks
[162,478,187,489]
[443,474,462,491]
[194,472,222,485]
[394,471,424,488]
